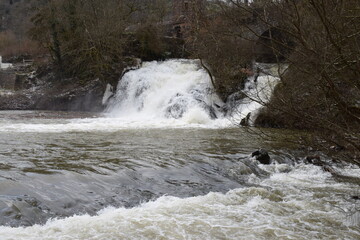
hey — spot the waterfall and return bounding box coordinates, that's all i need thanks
[105,59,281,127]
[222,62,284,126]
[106,59,224,125]
[226,74,280,126]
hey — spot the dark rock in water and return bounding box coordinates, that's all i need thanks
[164,90,219,119]
[240,112,251,126]
[304,155,325,166]
[214,103,222,109]
[251,149,271,164]
[351,196,360,200]
[208,106,217,119]
[165,95,187,119]
[166,102,185,119]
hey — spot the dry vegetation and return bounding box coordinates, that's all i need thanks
[0,31,42,60]
[257,0,360,165]
[193,0,360,165]
[29,0,171,80]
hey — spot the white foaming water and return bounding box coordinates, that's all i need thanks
[0,117,231,133]
[0,164,358,240]
[106,59,225,125]
[229,74,280,125]
[0,60,281,132]
[0,60,231,133]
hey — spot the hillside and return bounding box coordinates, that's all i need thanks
[0,0,43,37]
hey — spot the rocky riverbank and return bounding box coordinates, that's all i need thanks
[0,58,142,112]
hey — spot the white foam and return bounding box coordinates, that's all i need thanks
[0,60,234,132]
[0,164,358,240]
[0,116,233,133]
[106,59,224,121]
[182,106,212,124]
[0,60,283,132]
[231,75,280,125]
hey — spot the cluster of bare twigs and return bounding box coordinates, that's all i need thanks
[188,0,360,165]
[30,0,169,81]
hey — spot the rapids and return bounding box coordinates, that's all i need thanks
[0,60,359,239]
[1,165,359,240]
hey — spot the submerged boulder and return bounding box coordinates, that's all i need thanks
[251,149,271,164]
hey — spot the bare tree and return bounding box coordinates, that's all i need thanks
[30,0,169,80]
[191,0,360,165]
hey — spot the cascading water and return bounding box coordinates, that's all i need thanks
[0,59,281,133]
[104,59,280,128]
[106,59,224,125]
[224,63,282,126]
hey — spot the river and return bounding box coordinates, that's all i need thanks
[0,60,359,239]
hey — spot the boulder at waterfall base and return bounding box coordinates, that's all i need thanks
[251,149,271,164]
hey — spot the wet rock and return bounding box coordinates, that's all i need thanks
[226,158,270,183]
[0,77,105,112]
[330,145,344,151]
[34,78,105,112]
[14,74,27,90]
[304,155,325,166]
[351,196,360,200]
[0,91,39,110]
[164,91,218,119]
[0,58,143,112]
[251,149,271,164]
[208,105,217,119]
[166,102,186,119]
[240,112,251,126]
[120,57,142,81]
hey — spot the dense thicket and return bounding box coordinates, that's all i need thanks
[30,0,170,80]
[185,1,253,101]
[193,0,360,164]
[259,0,360,165]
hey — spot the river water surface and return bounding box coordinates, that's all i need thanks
[0,60,359,239]
[0,110,359,239]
